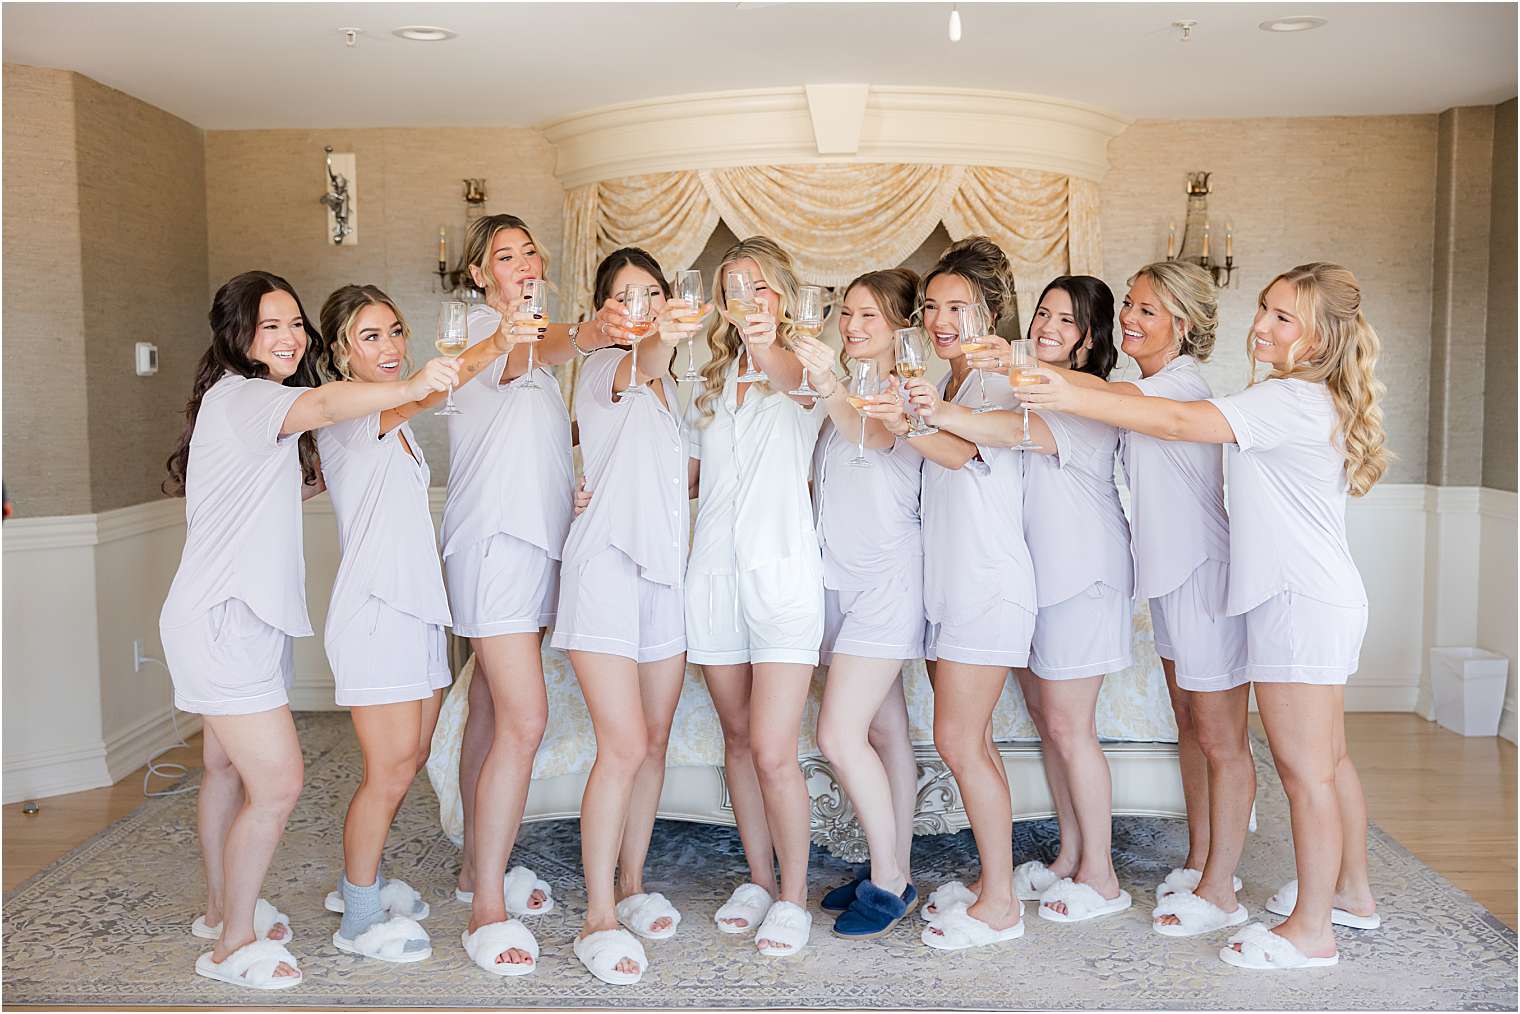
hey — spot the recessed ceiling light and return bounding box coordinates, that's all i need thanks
[392,25,456,42]
[1258,16,1328,33]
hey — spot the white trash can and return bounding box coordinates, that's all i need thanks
[1430,647,1510,737]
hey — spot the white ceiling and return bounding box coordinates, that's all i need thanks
[3,2,1515,130]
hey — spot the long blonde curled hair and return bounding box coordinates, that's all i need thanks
[317,284,412,381]
[694,235,801,424]
[1129,260,1219,361]
[1254,262,1390,497]
[462,213,549,305]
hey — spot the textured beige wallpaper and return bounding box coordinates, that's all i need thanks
[2,65,92,517]
[73,74,209,513]
[204,128,565,477]
[1101,116,1438,485]
[1484,98,1516,493]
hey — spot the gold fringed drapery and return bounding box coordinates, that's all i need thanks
[558,163,1104,323]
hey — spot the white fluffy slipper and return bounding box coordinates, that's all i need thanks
[574,928,647,986]
[1037,879,1133,923]
[325,878,430,921]
[922,901,1025,951]
[1265,879,1381,930]
[191,897,292,943]
[754,900,812,957]
[462,919,538,977]
[194,939,302,991]
[1220,922,1339,970]
[1155,866,1243,901]
[1151,890,1249,938]
[922,880,978,920]
[714,882,773,935]
[1014,860,1060,901]
[616,892,682,940]
[455,866,555,916]
[333,914,431,963]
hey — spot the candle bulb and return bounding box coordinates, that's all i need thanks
[438,227,447,268]
[1202,223,1211,260]
[1226,223,1234,260]
[1167,222,1176,259]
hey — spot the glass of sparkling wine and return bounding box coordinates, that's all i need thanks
[516,278,548,391]
[674,269,706,383]
[894,327,938,437]
[789,285,826,397]
[1008,336,1042,449]
[958,303,994,413]
[434,299,468,416]
[726,270,767,383]
[846,358,883,467]
[622,283,656,397]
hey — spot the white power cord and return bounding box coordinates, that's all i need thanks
[135,645,196,798]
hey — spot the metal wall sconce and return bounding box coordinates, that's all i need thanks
[1164,172,1236,287]
[319,146,355,246]
[437,178,490,294]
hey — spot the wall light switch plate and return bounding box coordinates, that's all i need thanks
[135,342,158,376]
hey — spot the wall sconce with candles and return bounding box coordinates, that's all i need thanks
[1164,171,1236,287]
[436,178,490,295]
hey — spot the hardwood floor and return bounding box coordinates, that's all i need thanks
[4,714,1515,928]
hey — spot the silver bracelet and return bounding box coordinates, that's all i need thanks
[568,323,591,358]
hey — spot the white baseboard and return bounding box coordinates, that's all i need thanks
[2,740,110,804]
[103,707,203,784]
[290,672,341,712]
[1502,702,1517,745]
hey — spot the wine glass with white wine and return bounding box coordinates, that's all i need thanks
[726,270,767,384]
[674,269,706,383]
[958,302,994,413]
[515,278,548,391]
[1007,336,1042,450]
[433,299,468,417]
[846,358,884,467]
[894,327,938,437]
[621,283,656,397]
[788,285,826,397]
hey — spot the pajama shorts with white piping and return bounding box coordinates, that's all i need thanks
[161,597,294,716]
[685,554,824,667]
[444,531,558,638]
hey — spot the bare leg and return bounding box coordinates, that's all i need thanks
[1035,676,1119,914]
[198,723,246,931]
[203,708,303,979]
[569,649,648,978]
[344,701,424,886]
[1330,686,1377,917]
[749,661,815,951]
[816,656,910,894]
[1015,669,1080,877]
[703,663,778,914]
[1163,659,1211,872]
[415,688,445,770]
[866,676,919,885]
[1242,682,1340,959]
[466,632,548,969]
[929,661,1022,933]
[617,653,687,938]
[1158,682,1254,924]
[456,660,495,895]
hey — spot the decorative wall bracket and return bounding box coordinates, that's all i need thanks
[318,146,354,246]
[1165,171,1236,287]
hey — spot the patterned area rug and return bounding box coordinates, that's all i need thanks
[3,714,1515,1009]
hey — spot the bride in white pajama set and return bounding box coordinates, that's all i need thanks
[685,236,826,957]
[159,271,456,990]
[1022,261,1388,971]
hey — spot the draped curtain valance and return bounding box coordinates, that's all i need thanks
[560,163,1102,323]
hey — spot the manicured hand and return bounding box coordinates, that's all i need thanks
[902,376,943,424]
[792,336,840,396]
[406,356,462,399]
[965,332,1012,373]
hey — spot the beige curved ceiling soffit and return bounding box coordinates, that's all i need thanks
[539,85,1131,188]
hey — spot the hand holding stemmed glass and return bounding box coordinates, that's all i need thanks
[1006,336,1044,449]
[787,285,827,397]
[790,330,841,399]
[673,269,710,383]
[957,303,997,413]
[620,283,658,397]
[845,359,886,467]
[433,300,469,417]
[724,270,773,384]
[893,327,939,437]
[514,278,549,390]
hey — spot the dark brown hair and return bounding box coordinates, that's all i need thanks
[163,271,322,495]
[592,247,672,309]
[1028,275,1119,380]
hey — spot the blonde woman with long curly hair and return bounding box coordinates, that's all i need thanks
[685,236,825,957]
[1018,262,1389,970]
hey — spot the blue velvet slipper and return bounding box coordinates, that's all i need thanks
[833,881,916,940]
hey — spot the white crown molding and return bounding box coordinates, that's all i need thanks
[539,85,1130,189]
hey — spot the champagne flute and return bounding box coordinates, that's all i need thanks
[433,299,468,416]
[1007,336,1042,450]
[675,269,706,383]
[788,285,826,397]
[516,278,548,391]
[622,283,656,397]
[894,327,938,437]
[846,359,883,468]
[726,270,767,383]
[958,302,994,413]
